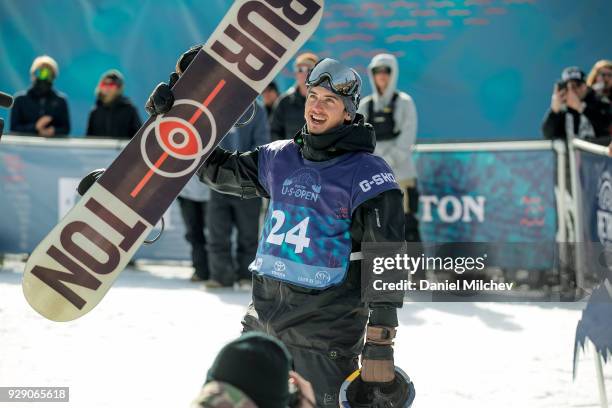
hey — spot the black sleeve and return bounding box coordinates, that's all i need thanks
[9,97,36,134]
[353,188,406,315]
[54,97,70,136]
[269,97,285,142]
[197,146,269,199]
[541,109,566,140]
[86,109,94,136]
[583,100,612,137]
[130,106,142,137]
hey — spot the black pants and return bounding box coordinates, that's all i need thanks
[288,345,358,407]
[206,191,261,285]
[242,317,359,407]
[177,197,209,280]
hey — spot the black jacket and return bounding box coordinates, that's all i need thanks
[10,86,70,135]
[86,96,142,139]
[542,88,612,145]
[269,86,307,142]
[197,115,405,358]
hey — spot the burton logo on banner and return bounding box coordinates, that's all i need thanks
[420,195,486,223]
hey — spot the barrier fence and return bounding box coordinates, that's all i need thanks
[0,135,189,260]
[414,140,566,270]
[0,135,607,279]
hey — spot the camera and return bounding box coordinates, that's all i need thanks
[556,80,567,91]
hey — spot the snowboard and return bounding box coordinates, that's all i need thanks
[22,0,324,321]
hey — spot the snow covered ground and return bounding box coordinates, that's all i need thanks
[1,259,610,408]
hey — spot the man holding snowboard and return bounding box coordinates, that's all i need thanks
[82,49,413,407]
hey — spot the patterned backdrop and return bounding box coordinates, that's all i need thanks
[0,0,609,140]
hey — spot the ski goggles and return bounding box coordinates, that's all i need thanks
[98,79,120,90]
[372,66,392,75]
[34,67,54,81]
[305,58,361,97]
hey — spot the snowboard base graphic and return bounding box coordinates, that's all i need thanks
[22,0,324,321]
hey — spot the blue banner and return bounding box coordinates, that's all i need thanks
[416,147,558,268]
[575,148,612,280]
[0,139,190,260]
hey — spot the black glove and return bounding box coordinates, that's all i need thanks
[144,72,179,116]
[360,325,396,383]
[77,168,106,196]
[144,44,203,117]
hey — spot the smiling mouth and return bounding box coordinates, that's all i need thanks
[309,113,326,126]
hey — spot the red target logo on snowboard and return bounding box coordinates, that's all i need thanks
[131,80,225,198]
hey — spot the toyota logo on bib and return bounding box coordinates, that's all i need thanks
[315,270,331,284]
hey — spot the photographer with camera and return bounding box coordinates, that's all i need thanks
[191,332,315,408]
[542,66,611,145]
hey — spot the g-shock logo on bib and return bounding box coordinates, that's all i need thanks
[281,168,322,202]
[359,172,396,192]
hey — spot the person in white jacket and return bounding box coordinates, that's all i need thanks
[358,53,420,242]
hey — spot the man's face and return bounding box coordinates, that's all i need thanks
[32,64,55,83]
[262,88,278,107]
[568,80,588,100]
[373,67,391,94]
[304,86,350,134]
[98,79,121,104]
[597,68,612,91]
[295,63,313,86]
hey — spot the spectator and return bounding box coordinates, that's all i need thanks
[262,81,279,118]
[587,59,612,103]
[358,53,420,242]
[10,55,70,136]
[86,69,142,139]
[542,66,611,145]
[269,52,317,141]
[178,176,211,282]
[190,332,315,408]
[204,102,270,289]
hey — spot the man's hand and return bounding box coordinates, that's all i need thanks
[35,115,53,135]
[145,72,179,116]
[77,168,106,196]
[40,126,55,137]
[566,83,584,113]
[289,371,316,408]
[360,325,396,383]
[551,84,566,113]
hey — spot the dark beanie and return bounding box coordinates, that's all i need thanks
[206,332,292,408]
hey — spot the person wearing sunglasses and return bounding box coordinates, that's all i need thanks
[587,60,612,104]
[358,53,420,246]
[78,53,411,406]
[269,52,318,142]
[86,69,142,139]
[143,55,410,406]
[10,55,70,137]
[542,66,611,145]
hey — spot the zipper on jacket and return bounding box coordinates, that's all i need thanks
[374,208,381,228]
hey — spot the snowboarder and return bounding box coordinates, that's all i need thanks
[82,51,412,406]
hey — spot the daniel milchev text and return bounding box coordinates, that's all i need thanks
[371,254,515,291]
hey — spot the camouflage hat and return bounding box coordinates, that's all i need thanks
[191,381,258,408]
